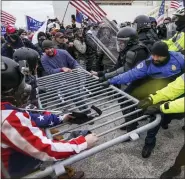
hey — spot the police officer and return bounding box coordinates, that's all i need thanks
[138,74,184,162]
[13,47,45,107]
[92,27,150,82]
[133,15,159,51]
[102,41,184,132]
[163,7,185,54]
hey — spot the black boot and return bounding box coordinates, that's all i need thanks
[161,123,169,129]
[160,166,181,179]
[142,144,155,158]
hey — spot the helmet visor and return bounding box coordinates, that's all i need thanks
[116,37,130,52]
[131,23,137,30]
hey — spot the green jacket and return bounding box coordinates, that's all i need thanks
[150,74,184,113]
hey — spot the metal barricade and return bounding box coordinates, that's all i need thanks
[22,68,161,178]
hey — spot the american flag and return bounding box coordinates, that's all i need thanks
[170,0,184,9]
[1,101,88,172]
[1,10,16,26]
[70,0,107,23]
[157,0,165,25]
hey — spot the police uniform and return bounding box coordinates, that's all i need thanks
[109,51,184,99]
[163,30,185,55]
[143,74,185,157]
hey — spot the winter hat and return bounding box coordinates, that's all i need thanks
[37,31,46,40]
[42,40,54,50]
[151,41,169,57]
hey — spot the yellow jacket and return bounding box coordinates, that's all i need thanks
[150,74,184,113]
[163,32,184,53]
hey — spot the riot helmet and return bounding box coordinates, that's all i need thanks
[13,47,40,75]
[1,56,32,106]
[132,15,151,32]
[116,27,138,52]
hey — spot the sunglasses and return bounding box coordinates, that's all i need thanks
[59,36,64,39]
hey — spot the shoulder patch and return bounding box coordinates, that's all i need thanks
[137,62,144,69]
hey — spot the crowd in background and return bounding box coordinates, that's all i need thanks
[1,7,185,179]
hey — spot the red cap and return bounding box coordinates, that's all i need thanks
[6,25,16,34]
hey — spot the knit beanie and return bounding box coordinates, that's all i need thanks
[42,40,54,50]
[151,41,169,57]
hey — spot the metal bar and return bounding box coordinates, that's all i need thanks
[45,89,117,110]
[37,69,83,81]
[50,102,137,132]
[22,115,161,179]
[39,85,103,101]
[40,76,96,90]
[49,98,131,130]
[51,103,137,137]
[38,73,95,87]
[110,85,139,103]
[97,114,147,137]
[38,79,102,98]
[60,109,143,141]
[51,91,119,112]
[40,77,96,90]
[41,86,112,105]
[67,92,120,112]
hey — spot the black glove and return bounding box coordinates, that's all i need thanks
[144,104,161,115]
[99,76,106,82]
[101,81,110,88]
[137,97,153,110]
[38,86,46,94]
[69,105,102,125]
[97,71,105,77]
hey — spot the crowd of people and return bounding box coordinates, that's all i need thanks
[1,6,185,179]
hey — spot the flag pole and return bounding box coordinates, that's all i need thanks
[62,1,70,24]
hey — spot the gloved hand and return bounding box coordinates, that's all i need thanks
[85,133,98,148]
[38,86,46,94]
[101,81,110,88]
[137,97,153,110]
[99,76,106,82]
[144,104,161,115]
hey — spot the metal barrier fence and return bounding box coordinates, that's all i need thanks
[22,68,161,178]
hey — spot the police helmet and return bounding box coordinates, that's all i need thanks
[133,15,151,31]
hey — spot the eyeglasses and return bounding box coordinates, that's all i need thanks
[59,36,64,39]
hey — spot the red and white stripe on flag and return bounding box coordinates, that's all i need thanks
[157,14,165,25]
[1,10,16,26]
[170,0,180,9]
[70,0,107,23]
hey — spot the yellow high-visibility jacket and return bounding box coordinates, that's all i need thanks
[163,32,185,54]
[150,74,184,113]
